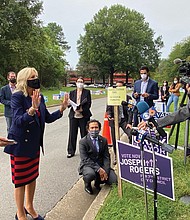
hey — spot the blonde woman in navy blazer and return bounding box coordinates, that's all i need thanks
[4,67,68,220]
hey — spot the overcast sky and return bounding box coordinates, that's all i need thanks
[40,0,190,69]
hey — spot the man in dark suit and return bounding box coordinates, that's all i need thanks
[67,77,92,158]
[79,119,117,194]
[106,81,133,165]
[0,71,16,132]
[132,66,159,126]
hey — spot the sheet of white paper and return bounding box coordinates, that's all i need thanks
[69,99,79,111]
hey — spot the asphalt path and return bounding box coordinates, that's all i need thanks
[0,97,107,220]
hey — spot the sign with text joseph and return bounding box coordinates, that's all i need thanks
[117,141,175,200]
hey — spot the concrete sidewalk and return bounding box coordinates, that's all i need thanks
[45,177,111,220]
[45,133,128,220]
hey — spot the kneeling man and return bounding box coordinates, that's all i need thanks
[78,119,117,194]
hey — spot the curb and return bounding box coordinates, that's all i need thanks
[44,177,111,220]
[45,177,100,220]
[44,132,128,220]
[83,185,111,220]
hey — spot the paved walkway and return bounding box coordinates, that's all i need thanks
[45,133,128,220]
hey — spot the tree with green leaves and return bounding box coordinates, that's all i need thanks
[0,0,43,74]
[39,23,70,87]
[156,37,190,84]
[0,0,70,88]
[77,4,163,85]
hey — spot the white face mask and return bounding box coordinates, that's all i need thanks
[174,80,178,84]
[76,82,84,89]
[141,74,147,81]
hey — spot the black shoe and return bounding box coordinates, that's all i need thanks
[84,182,93,194]
[94,182,101,191]
[25,208,44,220]
[15,208,28,220]
[67,154,74,158]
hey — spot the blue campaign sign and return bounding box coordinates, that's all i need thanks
[155,111,170,118]
[117,141,175,200]
[44,96,48,103]
[60,91,65,98]
[132,131,168,156]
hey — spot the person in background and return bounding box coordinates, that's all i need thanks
[4,67,68,220]
[0,71,17,132]
[132,66,159,126]
[67,76,92,158]
[160,80,170,105]
[78,119,117,195]
[138,84,190,137]
[106,81,133,165]
[166,77,181,112]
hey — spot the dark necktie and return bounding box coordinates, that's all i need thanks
[93,138,99,152]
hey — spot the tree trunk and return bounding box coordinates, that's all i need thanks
[110,66,114,86]
[102,74,105,85]
[126,68,129,86]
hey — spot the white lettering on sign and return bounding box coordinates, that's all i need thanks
[129,166,160,175]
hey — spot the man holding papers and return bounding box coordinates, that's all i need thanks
[67,77,92,158]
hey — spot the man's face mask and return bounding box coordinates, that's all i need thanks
[9,78,16,84]
[141,74,147,81]
[27,78,40,89]
[89,130,100,138]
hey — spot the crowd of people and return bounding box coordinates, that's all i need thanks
[0,65,184,219]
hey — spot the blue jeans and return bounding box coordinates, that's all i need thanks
[166,94,179,112]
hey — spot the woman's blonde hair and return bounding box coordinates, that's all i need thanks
[14,67,38,96]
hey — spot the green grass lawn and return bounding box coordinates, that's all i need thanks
[96,145,190,220]
[96,94,190,220]
[0,87,107,114]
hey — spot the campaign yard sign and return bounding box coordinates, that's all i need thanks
[107,86,126,105]
[44,96,48,103]
[117,141,175,200]
[132,131,168,156]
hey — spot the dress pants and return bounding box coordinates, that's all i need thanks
[82,166,117,185]
[67,117,89,155]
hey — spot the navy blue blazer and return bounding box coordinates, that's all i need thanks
[132,78,159,107]
[4,91,63,158]
[0,84,12,117]
[68,88,92,119]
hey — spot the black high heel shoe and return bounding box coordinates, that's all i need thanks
[24,208,44,220]
[15,208,28,220]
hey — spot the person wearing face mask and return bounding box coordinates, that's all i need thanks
[132,66,159,126]
[78,119,117,194]
[166,77,181,112]
[0,71,17,132]
[4,67,69,220]
[106,81,133,165]
[160,80,170,106]
[67,76,92,158]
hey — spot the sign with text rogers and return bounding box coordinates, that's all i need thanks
[117,140,175,200]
